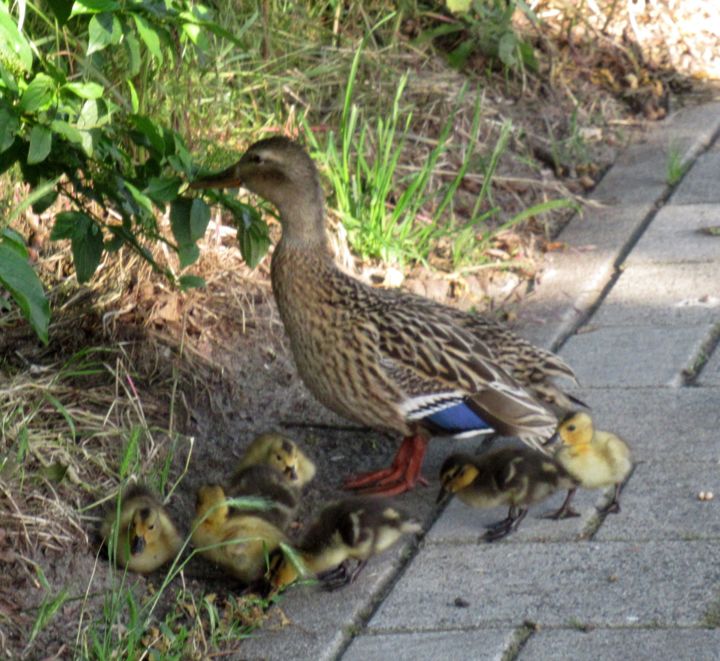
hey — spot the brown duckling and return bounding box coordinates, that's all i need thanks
[438,448,578,541]
[547,411,633,519]
[235,432,316,487]
[269,497,421,591]
[101,485,182,573]
[191,484,287,584]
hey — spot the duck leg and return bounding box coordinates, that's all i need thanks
[483,506,528,542]
[343,434,429,496]
[544,488,580,520]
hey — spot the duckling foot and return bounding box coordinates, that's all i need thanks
[543,507,580,520]
[343,434,429,496]
[481,507,527,542]
[599,501,621,515]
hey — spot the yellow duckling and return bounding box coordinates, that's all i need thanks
[226,464,299,530]
[437,448,578,541]
[235,432,316,487]
[191,484,287,584]
[269,497,421,591]
[547,411,633,519]
[101,485,182,574]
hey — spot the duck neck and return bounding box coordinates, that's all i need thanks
[274,186,330,254]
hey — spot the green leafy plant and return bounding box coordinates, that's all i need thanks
[0,0,269,344]
[423,0,539,74]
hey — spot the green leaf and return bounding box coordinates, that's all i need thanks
[132,13,163,64]
[126,79,139,113]
[88,12,122,54]
[63,81,104,99]
[498,32,518,68]
[70,214,104,282]
[19,74,56,113]
[50,120,93,156]
[124,32,141,77]
[51,211,87,240]
[178,274,206,290]
[144,176,181,203]
[71,0,120,16]
[27,125,52,164]
[177,245,199,267]
[0,106,20,152]
[130,114,164,154]
[0,5,33,72]
[0,243,50,344]
[189,198,210,242]
[1,227,28,257]
[169,197,192,246]
[124,181,154,215]
[46,0,73,25]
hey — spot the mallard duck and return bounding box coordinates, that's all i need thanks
[235,432,316,487]
[546,411,633,518]
[269,496,421,591]
[437,447,578,541]
[226,463,299,529]
[101,485,182,574]
[192,137,579,495]
[191,484,287,584]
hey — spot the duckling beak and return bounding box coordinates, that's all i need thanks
[130,534,145,556]
[190,161,243,190]
[285,466,298,481]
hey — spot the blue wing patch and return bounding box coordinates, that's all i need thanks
[425,401,493,434]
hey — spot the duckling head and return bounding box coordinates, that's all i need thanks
[195,485,229,527]
[437,455,480,503]
[191,137,324,242]
[264,435,301,483]
[129,506,159,555]
[557,411,594,447]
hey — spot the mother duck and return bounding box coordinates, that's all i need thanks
[193,136,578,496]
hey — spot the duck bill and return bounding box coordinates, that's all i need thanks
[130,534,145,556]
[190,162,243,190]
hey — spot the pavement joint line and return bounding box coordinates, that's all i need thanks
[501,622,537,661]
[549,123,720,356]
[678,321,720,387]
[362,622,720,634]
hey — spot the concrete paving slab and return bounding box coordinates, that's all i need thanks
[342,629,515,661]
[593,460,720,541]
[560,325,714,387]
[590,262,720,327]
[626,203,720,265]
[518,628,720,661]
[672,151,720,204]
[367,541,720,631]
[561,386,720,462]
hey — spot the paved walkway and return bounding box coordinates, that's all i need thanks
[241,101,720,661]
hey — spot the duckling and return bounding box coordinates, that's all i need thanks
[226,463,299,529]
[546,411,633,519]
[191,484,287,584]
[101,485,182,574]
[269,497,421,591]
[437,448,578,541]
[236,432,316,487]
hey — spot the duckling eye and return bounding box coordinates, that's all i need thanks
[246,153,263,164]
[567,424,576,432]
